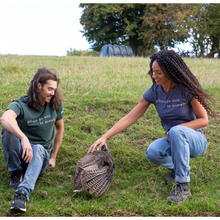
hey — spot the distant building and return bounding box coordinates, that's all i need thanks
[99,44,133,57]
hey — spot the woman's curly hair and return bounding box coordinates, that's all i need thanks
[148,49,218,118]
[27,67,62,110]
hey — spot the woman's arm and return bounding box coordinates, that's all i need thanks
[178,97,209,129]
[88,97,150,153]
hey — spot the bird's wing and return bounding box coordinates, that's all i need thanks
[77,153,103,169]
[88,173,112,197]
[74,150,116,197]
[81,165,108,183]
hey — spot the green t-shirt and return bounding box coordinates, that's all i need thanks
[7,96,64,153]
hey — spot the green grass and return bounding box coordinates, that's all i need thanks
[0,55,220,216]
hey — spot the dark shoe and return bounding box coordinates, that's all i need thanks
[168,182,192,203]
[165,169,175,184]
[10,190,27,212]
[10,170,23,189]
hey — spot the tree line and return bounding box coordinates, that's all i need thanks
[79,3,220,58]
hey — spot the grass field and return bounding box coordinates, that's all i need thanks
[0,54,220,216]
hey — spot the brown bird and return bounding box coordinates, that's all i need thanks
[73,143,116,197]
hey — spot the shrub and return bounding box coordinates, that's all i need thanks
[66,48,99,57]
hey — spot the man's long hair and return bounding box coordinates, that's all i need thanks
[148,49,218,118]
[27,67,62,110]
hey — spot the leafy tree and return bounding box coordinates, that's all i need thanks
[139,4,188,50]
[79,3,220,58]
[79,3,148,56]
[183,4,209,57]
[173,3,220,58]
[206,3,220,58]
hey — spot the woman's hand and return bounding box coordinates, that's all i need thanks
[88,136,107,153]
[166,132,169,142]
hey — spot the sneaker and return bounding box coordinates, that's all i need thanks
[165,169,175,184]
[10,170,23,189]
[10,190,27,212]
[168,182,192,203]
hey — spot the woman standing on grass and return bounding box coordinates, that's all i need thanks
[88,49,218,203]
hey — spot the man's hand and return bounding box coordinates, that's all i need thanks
[0,109,33,163]
[21,136,33,163]
[48,158,56,168]
[47,119,63,168]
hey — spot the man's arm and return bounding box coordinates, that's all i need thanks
[0,110,33,162]
[48,118,64,168]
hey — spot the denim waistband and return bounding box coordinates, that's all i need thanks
[164,127,203,135]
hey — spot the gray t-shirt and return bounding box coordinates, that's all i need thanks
[143,85,196,130]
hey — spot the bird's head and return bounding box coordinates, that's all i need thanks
[101,143,108,151]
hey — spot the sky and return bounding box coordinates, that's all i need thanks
[0,0,91,56]
[0,0,194,57]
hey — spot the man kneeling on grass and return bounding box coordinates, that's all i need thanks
[0,67,64,212]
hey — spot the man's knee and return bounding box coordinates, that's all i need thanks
[32,144,49,175]
[32,144,48,161]
[33,144,45,155]
[1,128,21,153]
[2,128,16,143]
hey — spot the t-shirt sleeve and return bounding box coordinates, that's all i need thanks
[56,103,64,121]
[7,101,23,119]
[143,86,155,104]
[184,90,194,102]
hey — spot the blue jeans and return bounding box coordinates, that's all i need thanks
[146,126,207,183]
[1,128,50,201]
